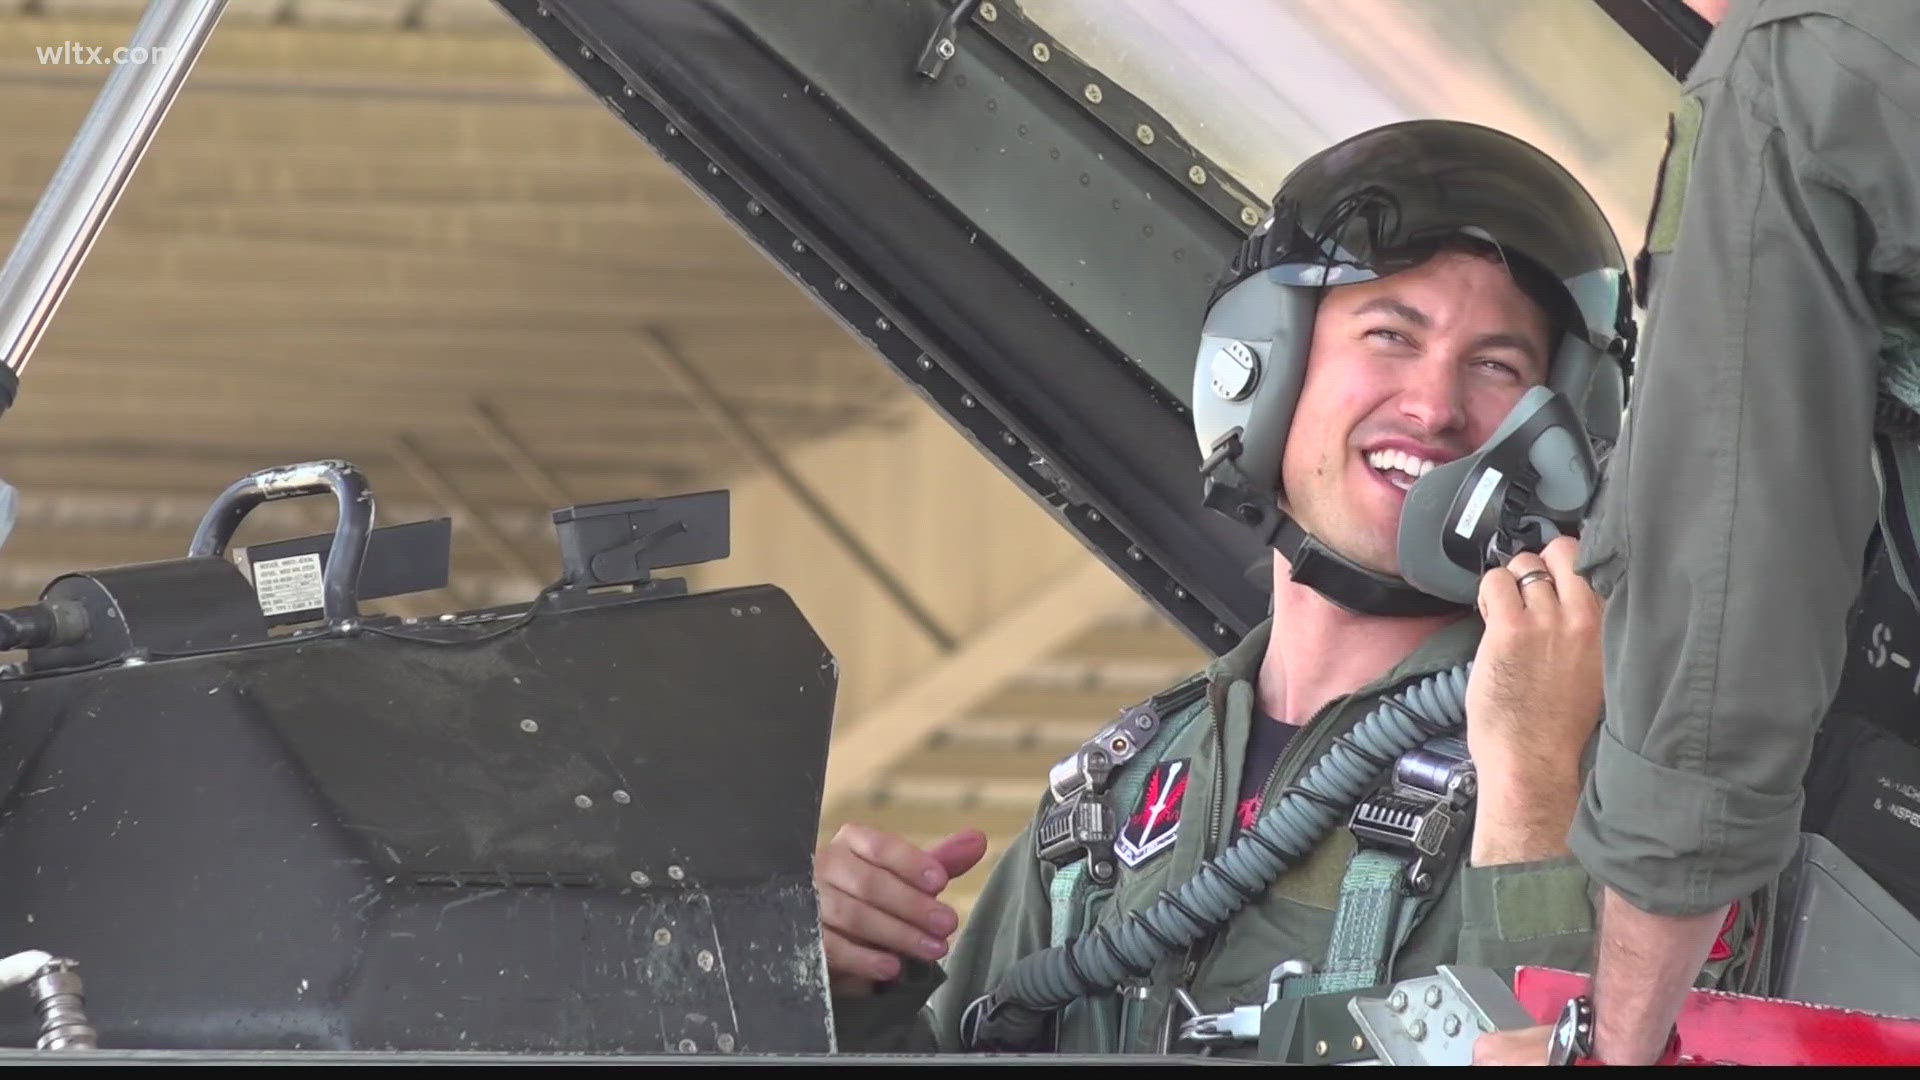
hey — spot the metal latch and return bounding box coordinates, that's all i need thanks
[1175,960,1312,1047]
[1035,700,1162,882]
[1347,738,1475,894]
[1035,792,1119,883]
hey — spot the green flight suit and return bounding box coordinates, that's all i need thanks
[1573,0,1920,917]
[833,616,1762,1056]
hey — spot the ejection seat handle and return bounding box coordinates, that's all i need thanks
[188,459,373,627]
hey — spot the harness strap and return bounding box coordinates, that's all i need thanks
[1045,678,1209,948]
[1286,734,1475,998]
[1284,849,1408,996]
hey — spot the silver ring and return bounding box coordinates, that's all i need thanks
[1514,569,1554,590]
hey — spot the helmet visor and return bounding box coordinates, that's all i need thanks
[1249,120,1630,355]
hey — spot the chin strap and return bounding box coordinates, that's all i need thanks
[1273,516,1466,618]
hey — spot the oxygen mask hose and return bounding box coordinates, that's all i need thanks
[969,663,1471,1050]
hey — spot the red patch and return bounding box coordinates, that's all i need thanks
[1236,795,1263,833]
[1115,759,1190,868]
[1708,901,1741,962]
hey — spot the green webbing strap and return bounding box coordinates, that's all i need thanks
[1048,862,1089,949]
[1046,689,1208,949]
[1281,848,1413,997]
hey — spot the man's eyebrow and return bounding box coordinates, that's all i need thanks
[1351,297,1429,327]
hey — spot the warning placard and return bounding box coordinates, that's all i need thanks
[251,552,325,617]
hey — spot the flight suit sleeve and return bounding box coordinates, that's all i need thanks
[1572,5,1920,917]
[829,819,1055,1052]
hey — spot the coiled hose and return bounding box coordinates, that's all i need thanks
[969,663,1471,1050]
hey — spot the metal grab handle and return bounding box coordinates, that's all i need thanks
[189,460,374,626]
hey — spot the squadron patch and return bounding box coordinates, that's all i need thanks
[1115,758,1191,869]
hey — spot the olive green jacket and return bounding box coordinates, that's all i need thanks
[834,616,1762,1055]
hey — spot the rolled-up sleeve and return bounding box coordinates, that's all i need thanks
[1572,7,1920,917]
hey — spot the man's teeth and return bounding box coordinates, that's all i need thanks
[1365,449,1438,480]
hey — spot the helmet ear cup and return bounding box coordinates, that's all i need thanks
[1190,275,1317,510]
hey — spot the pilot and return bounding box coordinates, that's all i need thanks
[815,121,1759,1058]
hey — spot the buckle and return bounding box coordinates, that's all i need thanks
[1035,791,1118,883]
[1348,741,1475,894]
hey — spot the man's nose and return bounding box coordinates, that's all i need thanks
[1396,360,1467,436]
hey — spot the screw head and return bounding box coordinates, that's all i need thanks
[1408,1019,1427,1041]
[1314,1039,1328,1057]
[875,317,890,332]
[519,718,539,733]
[1425,985,1444,1008]
[746,200,762,216]
[1083,83,1103,104]
[613,789,631,805]
[1214,622,1230,637]
[622,85,635,98]
[1443,1014,1462,1037]
[1172,586,1188,600]
[654,928,672,946]
[1135,123,1155,145]
[917,354,934,370]
[697,949,715,971]
[1188,164,1208,185]
[579,45,593,60]
[664,123,678,137]
[979,2,997,20]
[1031,42,1051,62]
[1388,990,1408,1013]
[1241,206,1261,227]
[960,394,977,409]
[833,278,849,292]
[629,870,651,887]
[667,865,686,881]
[717,1033,736,1052]
[1351,1035,1366,1052]
[706,162,720,176]
[574,794,593,810]
[936,37,956,60]
[677,1038,697,1054]
[790,239,806,253]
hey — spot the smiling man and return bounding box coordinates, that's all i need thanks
[815,121,1758,1059]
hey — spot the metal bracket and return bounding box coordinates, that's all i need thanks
[914,0,981,80]
[965,0,1266,230]
[1347,965,1535,1066]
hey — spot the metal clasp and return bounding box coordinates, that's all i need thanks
[1348,738,1475,894]
[1174,959,1313,1047]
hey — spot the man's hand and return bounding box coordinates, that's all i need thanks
[815,824,989,997]
[1466,536,1605,865]
[1472,1024,1552,1065]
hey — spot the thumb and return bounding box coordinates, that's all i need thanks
[927,828,990,881]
